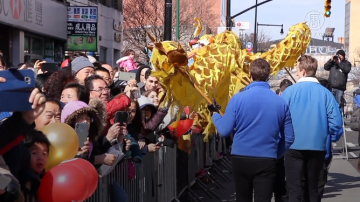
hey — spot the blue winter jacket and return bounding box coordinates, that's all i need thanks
[212,82,295,159]
[326,128,343,159]
[355,95,360,108]
[281,77,343,151]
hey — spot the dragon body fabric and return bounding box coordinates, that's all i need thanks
[150,22,311,141]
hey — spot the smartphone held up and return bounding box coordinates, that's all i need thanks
[114,111,130,126]
[75,123,89,148]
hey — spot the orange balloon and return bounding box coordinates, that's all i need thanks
[169,121,179,129]
[41,123,79,171]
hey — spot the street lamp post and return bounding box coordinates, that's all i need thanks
[176,0,180,40]
[254,23,284,52]
[164,0,172,41]
[253,0,258,53]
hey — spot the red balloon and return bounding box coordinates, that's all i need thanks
[184,106,190,115]
[38,163,88,202]
[177,119,194,137]
[63,158,99,199]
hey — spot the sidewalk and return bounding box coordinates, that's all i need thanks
[193,159,360,202]
[323,159,360,202]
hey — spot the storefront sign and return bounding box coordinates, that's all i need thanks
[306,46,340,55]
[66,6,98,51]
[0,0,67,39]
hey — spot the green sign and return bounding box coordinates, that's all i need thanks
[66,36,97,51]
[66,6,98,52]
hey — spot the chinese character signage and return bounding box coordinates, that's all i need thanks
[0,0,67,39]
[66,6,98,51]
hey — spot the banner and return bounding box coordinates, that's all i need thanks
[66,6,98,51]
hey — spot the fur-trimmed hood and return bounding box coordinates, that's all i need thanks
[61,98,106,137]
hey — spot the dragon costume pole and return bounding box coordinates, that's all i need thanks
[284,67,297,83]
[178,67,224,116]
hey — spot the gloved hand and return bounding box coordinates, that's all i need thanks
[207,98,221,115]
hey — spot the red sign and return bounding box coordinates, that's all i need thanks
[10,0,22,20]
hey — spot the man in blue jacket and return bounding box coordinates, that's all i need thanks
[281,55,343,202]
[209,59,295,202]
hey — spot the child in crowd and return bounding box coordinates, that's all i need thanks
[24,131,50,175]
[20,130,51,201]
[116,49,137,72]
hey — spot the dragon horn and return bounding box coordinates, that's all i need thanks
[147,32,156,43]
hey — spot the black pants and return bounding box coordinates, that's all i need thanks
[303,157,332,202]
[274,157,286,198]
[232,155,276,202]
[285,149,326,202]
[317,157,332,202]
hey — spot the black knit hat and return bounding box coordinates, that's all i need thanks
[336,50,345,57]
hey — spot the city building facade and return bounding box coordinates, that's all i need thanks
[345,0,360,66]
[0,0,68,66]
[0,0,123,67]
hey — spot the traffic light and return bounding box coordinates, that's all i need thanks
[324,0,331,17]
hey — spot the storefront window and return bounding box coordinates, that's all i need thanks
[24,36,30,54]
[44,41,54,59]
[31,38,43,55]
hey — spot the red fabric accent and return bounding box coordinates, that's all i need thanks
[106,94,131,125]
[61,59,69,68]
[102,94,131,135]
[0,135,24,155]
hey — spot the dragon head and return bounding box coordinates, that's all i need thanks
[148,32,188,74]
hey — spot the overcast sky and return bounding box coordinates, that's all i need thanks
[228,0,345,42]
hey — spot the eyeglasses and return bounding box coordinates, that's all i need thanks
[90,87,111,93]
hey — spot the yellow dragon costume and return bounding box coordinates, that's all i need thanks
[149,19,311,141]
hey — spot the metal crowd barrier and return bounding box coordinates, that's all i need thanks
[85,134,232,202]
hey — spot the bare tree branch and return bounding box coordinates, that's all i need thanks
[239,30,272,51]
[122,0,218,64]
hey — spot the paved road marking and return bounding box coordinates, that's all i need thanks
[349,152,358,158]
[346,142,357,147]
[345,128,353,132]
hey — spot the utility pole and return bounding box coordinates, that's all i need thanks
[253,0,258,53]
[226,0,231,30]
[164,0,172,41]
[176,0,180,40]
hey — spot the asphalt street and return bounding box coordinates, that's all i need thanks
[192,123,360,202]
[333,123,359,170]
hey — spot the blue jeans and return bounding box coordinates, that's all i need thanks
[331,88,344,106]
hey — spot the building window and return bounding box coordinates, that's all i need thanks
[113,0,122,12]
[31,38,43,55]
[24,36,30,54]
[344,2,351,50]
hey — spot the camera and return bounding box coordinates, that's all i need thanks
[333,55,339,61]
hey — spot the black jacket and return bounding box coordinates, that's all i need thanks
[324,59,351,90]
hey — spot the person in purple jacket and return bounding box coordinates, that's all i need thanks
[208,59,295,202]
